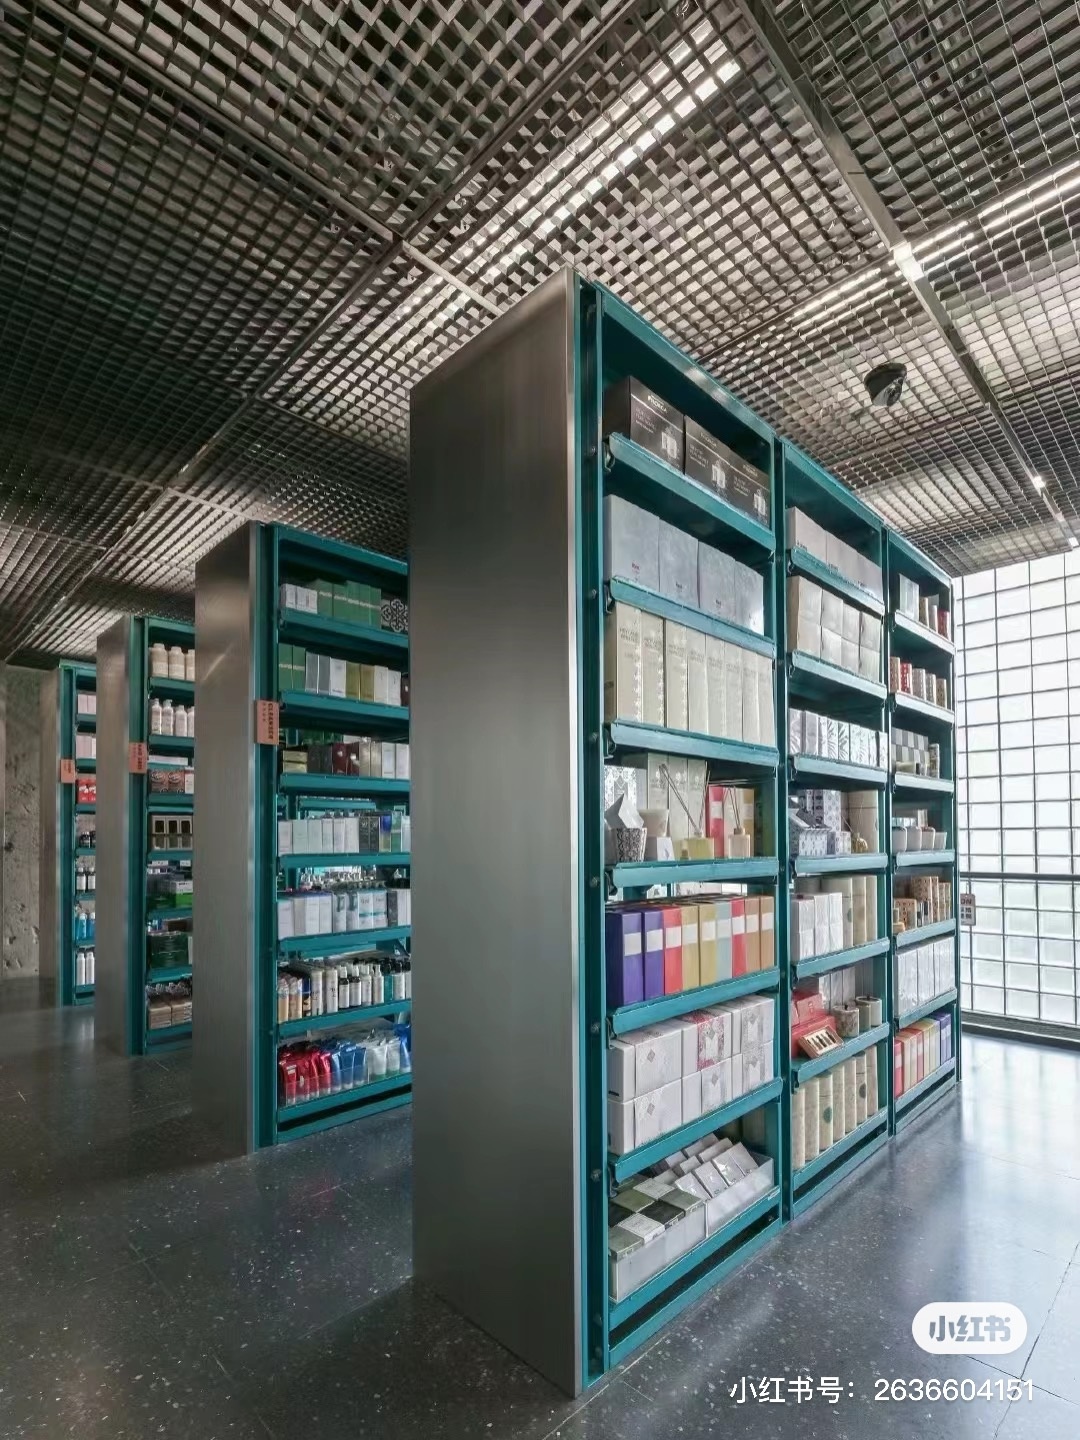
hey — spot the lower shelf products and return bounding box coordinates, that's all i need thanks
[278,1022,411,1106]
[894,875,952,930]
[75,947,95,988]
[609,1133,776,1301]
[277,955,411,1021]
[895,940,954,1017]
[609,995,775,1155]
[895,1010,954,1098]
[791,1045,885,1170]
[147,978,192,1030]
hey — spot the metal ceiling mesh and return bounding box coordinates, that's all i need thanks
[3,0,1080,660]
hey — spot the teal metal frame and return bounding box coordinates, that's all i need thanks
[53,662,97,1006]
[255,525,412,1148]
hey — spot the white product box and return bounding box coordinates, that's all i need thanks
[861,553,883,600]
[320,817,335,852]
[859,612,882,680]
[280,583,297,610]
[658,522,699,608]
[609,1024,684,1100]
[723,642,744,741]
[277,819,293,855]
[730,1052,745,1100]
[851,874,868,946]
[344,816,360,851]
[788,577,822,657]
[277,898,294,939]
[788,707,804,757]
[327,657,347,698]
[842,601,861,645]
[700,1057,733,1113]
[372,666,390,704]
[332,817,347,853]
[803,710,820,756]
[734,562,765,635]
[741,648,760,744]
[705,635,728,740]
[820,588,844,639]
[691,1006,732,1068]
[786,507,827,560]
[837,722,850,761]
[318,893,332,934]
[682,1070,702,1124]
[635,1080,683,1147]
[686,628,708,735]
[866,1046,879,1113]
[387,670,402,707]
[803,1077,820,1162]
[826,531,849,577]
[757,655,774,746]
[604,602,643,723]
[609,1096,634,1154]
[841,638,860,673]
[664,621,689,731]
[698,544,735,621]
[818,1071,834,1151]
[603,495,660,592]
[395,742,410,779]
[640,613,666,727]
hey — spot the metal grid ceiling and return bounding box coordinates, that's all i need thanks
[3,0,1080,660]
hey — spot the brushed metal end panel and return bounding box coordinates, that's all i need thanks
[193,524,258,1154]
[95,619,133,1053]
[410,270,583,1395]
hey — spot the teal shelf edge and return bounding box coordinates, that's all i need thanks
[76,716,97,730]
[606,721,778,772]
[76,759,96,772]
[274,523,409,582]
[277,1071,412,1124]
[610,969,780,1036]
[148,734,195,754]
[76,889,95,899]
[610,1077,783,1184]
[896,1057,958,1116]
[792,937,890,981]
[279,608,408,659]
[790,755,887,789]
[147,965,192,983]
[891,691,954,727]
[607,578,775,659]
[75,803,96,814]
[278,925,410,958]
[275,1087,411,1142]
[74,984,95,997]
[792,1021,891,1086]
[280,851,411,870]
[75,846,96,857]
[895,850,955,870]
[788,651,887,703]
[610,856,778,889]
[146,1022,192,1042]
[147,794,194,810]
[889,530,952,589]
[148,848,192,862]
[277,999,411,1040]
[608,1186,781,1330]
[790,1127,891,1217]
[896,991,958,1029]
[788,547,885,617]
[148,676,194,699]
[279,690,409,730]
[279,774,410,798]
[604,432,775,556]
[892,773,954,795]
[793,1108,888,1190]
[895,919,957,949]
[891,610,955,658]
[147,903,193,919]
[792,852,888,876]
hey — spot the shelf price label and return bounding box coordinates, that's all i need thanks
[59,758,76,785]
[128,741,148,774]
[255,699,280,747]
[960,891,976,928]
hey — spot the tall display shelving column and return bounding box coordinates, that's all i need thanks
[776,444,892,1217]
[96,616,195,1055]
[193,522,411,1155]
[886,533,961,1131]
[411,270,785,1396]
[39,661,98,1006]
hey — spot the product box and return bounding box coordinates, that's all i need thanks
[328,657,347,699]
[658,522,699,609]
[705,636,729,740]
[715,900,733,981]
[744,896,761,973]
[685,628,708,735]
[725,450,771,527]
[640,613,666,727]
[643,911,665,999]
[697,543,735,621]
[700,1057,733,1113]
[697,903,718,986]
[634,1079,683,1148]
[681,906,701,991]
[859,612,882,681]
[741,649,760,745]
[661,905,683,995]
[608,1024,682,1100]
[316,579,334,618]
[734,562,766,635]
[606,911,644,1010]
[756,656,774,746]
[787,577,822,657]
[604,377,684,468]
[663,622,689,732]
[723,641,744,742]
[683,416,728,496]
[682,1070,702,1123]
[603,496,660,592]
[893,1037,904,1098]
[760,895,775,970]
[604,602,643,723]
[730,898,746,977]
[786,507,827,560]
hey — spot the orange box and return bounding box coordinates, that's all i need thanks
[744,896,761,973]
[759,895,775,970]
[660,904,683,995]
[730,898,746,976]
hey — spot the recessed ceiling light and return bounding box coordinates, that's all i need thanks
[1031,474,1046,490]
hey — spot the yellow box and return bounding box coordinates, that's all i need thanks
[744,895,761,973]
[345,661,361,700]
[697,903,718,986]
[681,904,701,992]
[360,665,376,702]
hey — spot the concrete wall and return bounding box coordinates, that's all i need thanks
[2,666,42,978]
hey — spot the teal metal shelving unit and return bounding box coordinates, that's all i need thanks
[40,662,98,1006]
[192,524,412,1151]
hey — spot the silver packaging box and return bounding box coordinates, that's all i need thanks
[658,521,699,609]
[640,612,666,727]
[697,543,735,620]
[603,495,660,593]
[788,707,804,756]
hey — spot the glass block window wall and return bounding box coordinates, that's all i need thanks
[956,550,1080,1029]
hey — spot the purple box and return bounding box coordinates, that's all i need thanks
[605,910,644,1009]
[642,910,665,1000]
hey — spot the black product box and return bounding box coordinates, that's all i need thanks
[603,378,684,471]
[683,417,770,526]
[727,454,770,528]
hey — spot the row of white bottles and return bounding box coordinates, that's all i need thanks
[149,643,195,681]
[76,948,95,987]
[149,699,195,737]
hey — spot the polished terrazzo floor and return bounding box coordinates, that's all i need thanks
[2,979,1080,1439]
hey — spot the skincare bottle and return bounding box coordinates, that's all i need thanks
[185,648,195,681]
[150,697,163,735]
[168,645,185,679]
[150,642,169,678]
[161,700,175,736]
[175,704,188,738]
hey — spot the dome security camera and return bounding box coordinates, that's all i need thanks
[864,362,907,408]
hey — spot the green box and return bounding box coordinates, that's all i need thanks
[316,579,334,618]
[333,584,352,622]
[277,644,293,693]
[292,646,306,691]
[346,581,365,624]
[370,585,383,627]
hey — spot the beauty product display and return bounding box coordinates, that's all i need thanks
[149,643,196,680]
[606,892,776,1008]
[894,1010,954,1098]
[75,855,96,892]
[148,764,194,795]
[75,816,96,850]
[790,874,880,959]
[277,953,411,1022]
[893,875,953,931]
[149,813,193,853]
[791,1043,886,1170]
[146,977,192,1030]
[279,578,407,633]
[607,994,775,1155]
[278,1021,412,1106]
[895,939,955,1017]
[787,575,882,681]
[75,947,95,987]
[276,877,411,941]
[73,900,96,946]
[603,496,767,635]
[785,508,883,600]
[604,602,773,742]
[788,787,880,857]
[280,736,410,781]
[277,645,405,708]
[788,708,886,770]
[277,809,410,857]
[894,574,951,639]
[608,1133,775,1300]
[76,690,97,716]
[75,732,97,760]
[602,378,770,525]
[889,657,949,710]
[76,775,97,806]
[789,981,883,1058]
[892,727,942,776]
[149,700,195,737]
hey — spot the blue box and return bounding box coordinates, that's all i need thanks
[606,910,643,1009]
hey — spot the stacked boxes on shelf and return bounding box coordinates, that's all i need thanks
[894,876,953,930]
[279,646,406,708]
[786,509,883,602]
[787,574,882,680]
[894,573,951,640]
[788,709,885,770]
[896,939,955,1018]
[280,578,407,633]
[890,658,949,710]
[792,1044,885,1170]
[282,737,410,780]
[788,788,881,858]
[790,877,880,962]
[895,1010,954,1099]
